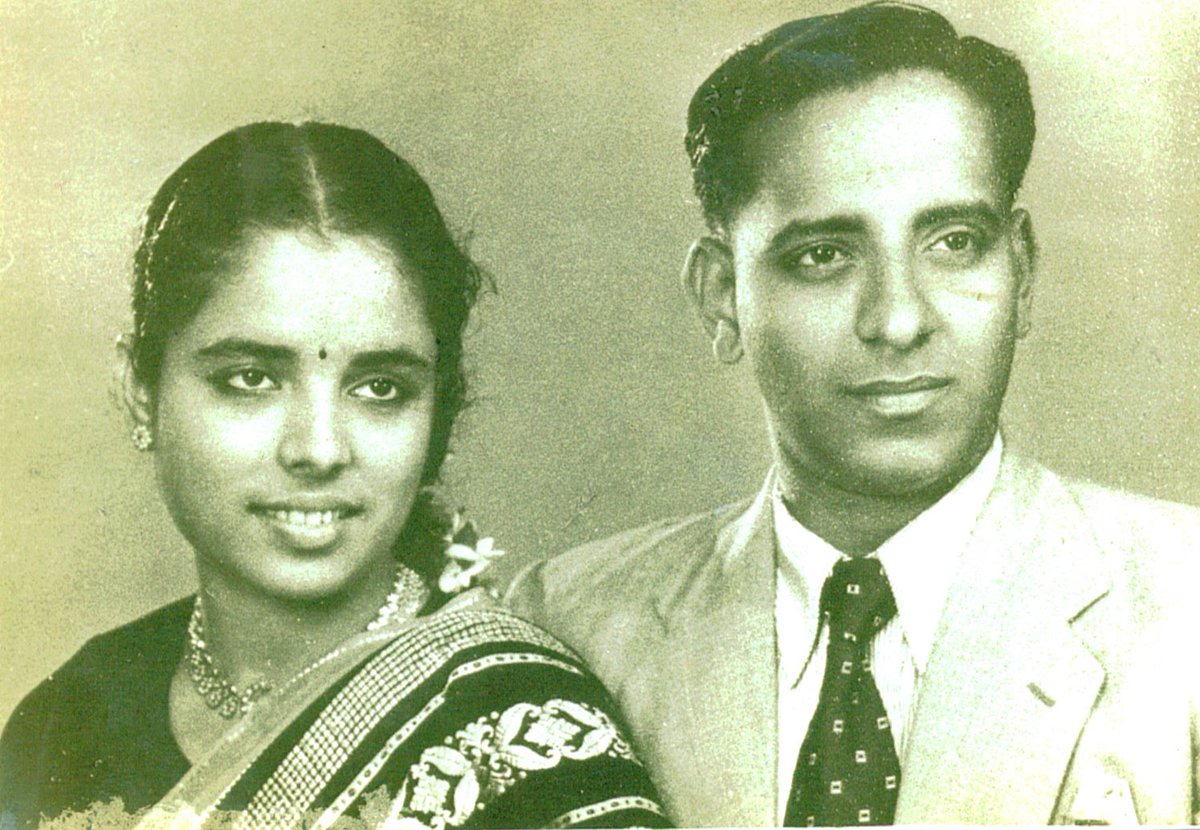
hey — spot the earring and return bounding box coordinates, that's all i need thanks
[712,319,743,364]
[132,424,153,452]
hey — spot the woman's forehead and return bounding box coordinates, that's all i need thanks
[183,229,436,358]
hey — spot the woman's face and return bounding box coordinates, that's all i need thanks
[146,230,437,605]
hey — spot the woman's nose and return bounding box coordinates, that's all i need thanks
[276,387,351,478]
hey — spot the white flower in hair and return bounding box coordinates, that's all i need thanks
[438,510,505,594]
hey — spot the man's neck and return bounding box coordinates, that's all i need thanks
[775,458,970,557]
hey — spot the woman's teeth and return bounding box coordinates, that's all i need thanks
[273,510,336,526]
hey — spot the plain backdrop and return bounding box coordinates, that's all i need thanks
[2,0,1198,723]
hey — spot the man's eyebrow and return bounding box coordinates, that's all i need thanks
[761,203,1007,256]
[347,349,435,373]
[763,215,869,257]
[913,201,1005,233]
[195,338,295,362]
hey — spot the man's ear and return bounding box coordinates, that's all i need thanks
[117,334,154,431]
[1009,207,1037,339]
[683,236,743,364]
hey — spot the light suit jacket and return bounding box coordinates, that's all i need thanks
[505,453,1200,825]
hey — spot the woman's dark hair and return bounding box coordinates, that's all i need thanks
[686,1,1036,235]
[129,121,485,585]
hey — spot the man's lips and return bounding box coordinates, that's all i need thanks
[846,376,952,397]
[845,376,952,417]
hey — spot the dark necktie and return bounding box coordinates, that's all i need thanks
[785,557,901,826]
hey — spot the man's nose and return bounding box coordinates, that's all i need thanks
[853,253,937,350]
[276,386,351,479]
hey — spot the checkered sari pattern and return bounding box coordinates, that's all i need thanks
[194,609,668,829]
[237,612,568,826]
[785,558,901,826]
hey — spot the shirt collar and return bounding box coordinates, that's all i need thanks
[875,434,1003,671]
[773,487,844,684]
[773,433,1004,675]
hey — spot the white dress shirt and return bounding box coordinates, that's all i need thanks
[774,435,1004,821]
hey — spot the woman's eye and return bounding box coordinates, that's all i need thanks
[224,368,277,391]
[350,378,402,402]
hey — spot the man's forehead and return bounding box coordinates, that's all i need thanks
[738,69,1006,229]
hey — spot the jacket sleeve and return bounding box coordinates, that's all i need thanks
[501,557,550,624]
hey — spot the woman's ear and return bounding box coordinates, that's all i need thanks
[683,236,743,364]
[116,334,154,445]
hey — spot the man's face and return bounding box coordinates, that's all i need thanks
[725,69,1033,498]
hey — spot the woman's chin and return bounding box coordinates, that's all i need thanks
[199,553,387,610]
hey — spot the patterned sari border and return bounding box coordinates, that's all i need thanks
[312,652,586,829]
[239,611,577,827]
[548,796,667,828]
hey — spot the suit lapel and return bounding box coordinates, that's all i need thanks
[896,454,1110,823]
[653,478,778,827]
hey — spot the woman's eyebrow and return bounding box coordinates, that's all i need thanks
[193,340,434,372]
[347,349,435,373]
[195,338,295,363]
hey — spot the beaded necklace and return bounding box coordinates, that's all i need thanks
[185,566,429,719]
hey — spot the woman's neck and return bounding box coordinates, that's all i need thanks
[190,558,400,690]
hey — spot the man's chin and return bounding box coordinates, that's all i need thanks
[819,435,993,501]
[840,463,962,501]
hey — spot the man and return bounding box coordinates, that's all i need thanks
[507,2,1200,826]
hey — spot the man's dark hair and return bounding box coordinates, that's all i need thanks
[685,1,1036,235]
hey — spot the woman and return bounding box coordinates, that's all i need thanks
[0,122,667,828]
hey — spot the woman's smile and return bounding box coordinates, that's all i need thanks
[0,122,674,828]
[248,501,365,552]
[151,229,438,602]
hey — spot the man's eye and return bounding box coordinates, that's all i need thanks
[350,378,402,402]
[224,369,277,391]
[779,243,851,278]
[797,243,848,267]
[930,230,976,253]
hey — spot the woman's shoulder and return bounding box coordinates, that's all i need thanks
[78,597,193,659]
[416,591,585,664]
[337,594,671,827]
[0,597,194,820]
[2,597,192,742]
[41,597,191,686]
[361,593,610,715]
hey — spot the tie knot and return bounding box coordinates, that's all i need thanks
[821,557,897,642]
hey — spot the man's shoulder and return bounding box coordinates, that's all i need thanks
[1022,456,1200,550]
[502,498,759,688]
[503,497,756,648]
[1009,454,1200,605]
[517,500,750,599]
[1059,471,1200,533]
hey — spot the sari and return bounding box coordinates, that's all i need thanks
[135,591,668,829]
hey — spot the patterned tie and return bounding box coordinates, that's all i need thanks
[785,557,901,826]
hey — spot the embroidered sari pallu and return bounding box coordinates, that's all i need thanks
[143,603,668,828]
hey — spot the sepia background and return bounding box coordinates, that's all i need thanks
[1,0,1198,723]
